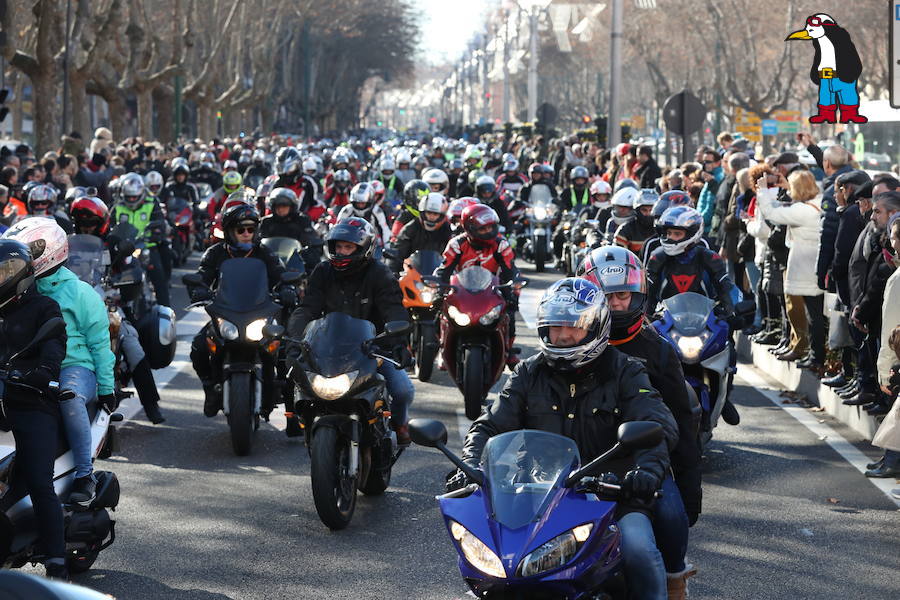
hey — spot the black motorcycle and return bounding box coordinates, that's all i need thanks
[266,313,410,530]
[183,259,301,456]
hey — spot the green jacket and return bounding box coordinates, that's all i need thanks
[112,199,165,248]
[36,267,116,396]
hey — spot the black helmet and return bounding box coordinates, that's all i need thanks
[268,187,299,216]
[325,217,376,272]
[173,164,190,179]
[475,175,496,201]
[570,165,589,186]
[402,179,429,217]
[0,239,36,311]
[221,203,260,250]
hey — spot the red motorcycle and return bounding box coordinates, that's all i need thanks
[426,266,526,420]
[164,195,195,266]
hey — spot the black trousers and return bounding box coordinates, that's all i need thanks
[146,247,171,307]
[803,294,826,364]
[3,405,66,559]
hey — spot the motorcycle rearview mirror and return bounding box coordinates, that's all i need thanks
[382,248,399,261]
[262,323,285,340]
[564,422,663,487]
[280,271,303,286]
[383,320,411,336]
[408,419,485,486]
[6,317,67,364]
[113,239,136,264]
[182,273,204,287]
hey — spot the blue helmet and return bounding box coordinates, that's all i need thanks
[656,206,703,256]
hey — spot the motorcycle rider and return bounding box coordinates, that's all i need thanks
[273,147,323,220]
[25,184,74,234]
[496,158,528,198]
[447,197,479,233]
[336,182,391,245]
[161,163,201,208]
[287,217,415,444]
[302,158,323,195]
[111,172,171,307]
[375,156,404,207]
[641,191,697,265]
[391,178,430,239]
[143,171,164,199]
[3,218,117,510]
[474,175,513,231]
[243,148,271,182]
[615,188,659,255]
[258,187,324,271]
[191,151,223,191]
[453,277,678,600]
[395,152,416,186]
[436,204,523,368]
[447,158,465,198]
[578,247,702,598]
[389,192,452,273]
[552,165,592,260]
[324,168,353,211]
[69,196,167,424]
[520,163,558,205]
[606,186,638,244]
[208,170,244,218]
[188,203,289,418]
[0,238,69,580]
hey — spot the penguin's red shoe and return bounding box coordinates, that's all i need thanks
[839,104,868,124]
[809,104,837,124]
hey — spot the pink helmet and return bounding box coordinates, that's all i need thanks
[2,217,69,276]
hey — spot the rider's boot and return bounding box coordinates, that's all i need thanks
[201,379,221,417]
[666,564,698,600]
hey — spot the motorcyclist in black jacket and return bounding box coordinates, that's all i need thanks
[187,203,289,417]
[388,192,452,273]
[578,246,702,596]
[258,187,324,271]
[0,239,69,579]
[160,164,201,208]
[287,217,415,444]
[455,277,677,600]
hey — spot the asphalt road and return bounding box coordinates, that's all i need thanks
[21,260,900,599]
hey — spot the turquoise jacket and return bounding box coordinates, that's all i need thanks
[697,165,725,234]
[36,266,116,396]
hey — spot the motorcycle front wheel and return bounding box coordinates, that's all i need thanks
[227,372,256,456]
[310,426,357,530]
[462,346,485,420]
[414,324,437,383]
[534,235,547,272]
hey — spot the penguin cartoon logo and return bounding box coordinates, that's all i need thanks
[786,13,867,125]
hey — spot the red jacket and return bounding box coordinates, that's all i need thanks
[436,233,519,283]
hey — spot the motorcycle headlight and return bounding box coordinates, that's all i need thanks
[449,521,506,579]
[533,206,548,220]
[447,305,471,326]
[676,335,705,363]
[517,523,593,577]
[217,318,239,340]
[245,318,268,342]
[420,289,435,305]
[479,303,504,325]
[307,370,358,401]
[176,214,191,225]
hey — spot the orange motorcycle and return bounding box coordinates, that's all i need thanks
[397,250,443,382]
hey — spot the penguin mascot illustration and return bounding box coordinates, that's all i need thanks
[786,13,867,124]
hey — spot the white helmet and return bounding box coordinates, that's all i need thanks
[380,156,396,173]
[144,171,164,197]
[302,157,317,173]
[422,168,449,196]
[610,187,638,226]
[120,172,146,209]
[2,217,69,277]
[395,151,412,166]
[418,192,448,231]
[590,180,612,196]
[349,182,373,216]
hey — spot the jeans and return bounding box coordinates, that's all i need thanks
[3,406,66,559]
[818,78,860,106]
[59,365,96,479]
[378,362,414,425]
[653,476,690,574]
[619,511,667,600]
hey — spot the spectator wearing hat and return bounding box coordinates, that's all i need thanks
[697,150,725,240]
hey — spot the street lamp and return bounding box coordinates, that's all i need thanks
[518,0,552,124]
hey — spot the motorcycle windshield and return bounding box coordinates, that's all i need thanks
[109,222,140,243]
[212,258,271,312]
[302,312,376,377]
[407,250,442,276]
[245,175,264,190]
[195,183,213,199]
[663,292,715,336]
[67,235,107,287]
[483,430,580,530]
[167,196,189,214]
[260,237,305,272]
[529,186,553,207]
[454,266,493,293]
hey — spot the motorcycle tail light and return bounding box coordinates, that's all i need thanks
[266,340,280,354]
[206,337,218,354]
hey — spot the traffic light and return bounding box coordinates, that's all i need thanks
[621,124,631,142]
[581,115,591,125]
[593,116,607,146]
[484,92,491,100]
[399,109,406,115]
[0,89,9,124]
[376,120,383,127]
[216,110,222,120]
[429,117,437,124]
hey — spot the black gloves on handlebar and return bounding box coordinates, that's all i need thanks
[623,469,660,501]
[394,345,414,369]
[277,285,299,308]
[99,394,118,412]
[21,368,53,391]
[190,287,213,303]
[445,468,472,493]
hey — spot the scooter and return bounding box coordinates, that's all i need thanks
[408,418,664,599]
[425,266,526,420]
[266,314,409,530]
[652,291,746,449]
[0,318,122,574]
[397,250,443,382]
[183,260,301,456]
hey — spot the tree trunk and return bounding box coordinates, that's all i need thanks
[32,69,58,156]
[69,72,91,140]
[154,86,174,144]
[11,74,24,140]
[197,102,213,141]
[106,93,128,143]
[136,86,154,140]
[260,106,274,134]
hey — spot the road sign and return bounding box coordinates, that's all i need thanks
[663,90,707,136]
[774,110,802,121]
[761,119,778,136]
[855,132,865,157]
[777,120,800,134]
[893,2,900,107]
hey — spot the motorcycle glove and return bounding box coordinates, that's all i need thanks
[190,287,213,303]
[21,368,53,391]
[277,285,298,307]
[99,394,118,412]
[622,469,660,501]
[394,345,414,369]
[445,468,472,493]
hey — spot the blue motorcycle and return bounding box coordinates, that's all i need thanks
[652,291,736,448]
[408,419,663,599]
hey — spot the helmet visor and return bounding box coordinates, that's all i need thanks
[537,289,603,330]
[0,257,27,286]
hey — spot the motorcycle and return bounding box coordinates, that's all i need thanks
[408,418,664,599]
[266,313,410,530]
[522,186,557,272]
[106,223,153,325]
[0,318,122,574]
[426,266,526,420]
[397,250,443,382]
[652,291,741,449]
[164,195,194,267]
[183,259,301,456]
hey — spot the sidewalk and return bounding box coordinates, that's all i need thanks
[736,335,879,440]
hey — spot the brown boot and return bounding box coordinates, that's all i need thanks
[666,564,698,600]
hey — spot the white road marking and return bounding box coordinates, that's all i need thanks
[737,366,900,508]
[518,287,542,330]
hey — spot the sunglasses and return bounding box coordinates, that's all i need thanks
[805,16,833,27]
[234,226,256,234]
